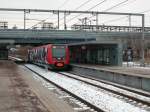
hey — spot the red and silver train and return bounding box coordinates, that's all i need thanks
[28,44,70,70]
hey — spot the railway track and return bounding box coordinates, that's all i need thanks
[25,64,150,112]
[25,65,102,112]
[68,70,150,97]
[59,72,150,107]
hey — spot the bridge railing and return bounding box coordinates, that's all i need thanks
[71,24,150,32]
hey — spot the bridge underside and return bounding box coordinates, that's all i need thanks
[0,38,91,45]
[0,29,150,45]
[0,29,97,44]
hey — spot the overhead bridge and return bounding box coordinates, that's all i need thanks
[0,29,95,44]
[0,28,150,44]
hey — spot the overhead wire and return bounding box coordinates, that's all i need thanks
[28,13,57,29]
[102,8,150,24]
[29,0,146,29]
[31,0,131,28]
[29,0,106,29]
[75,0,130,25]
[53,0,97,25]
[52,0,95,24]
[58,0,70,10]
[112,0,136,10]
[100,0,150,24]
[28,0,70,29]
[87,0,107,11]
[74,0,94,11]
[103,0,129,12]
[60,0,107,25]
[29,17,50,29]
[30,0,135,29]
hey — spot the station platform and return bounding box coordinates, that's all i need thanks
[71,64,150,92]
[0,60,74,112]
[72,64,150,78]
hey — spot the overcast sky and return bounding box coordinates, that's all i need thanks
[0,0,149,12]
[0,0,150,28]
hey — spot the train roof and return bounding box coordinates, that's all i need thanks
[30,44,68,50]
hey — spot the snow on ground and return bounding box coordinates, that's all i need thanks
[61,72,150,103]
[123,62,150,68]
[26,64,149,112]
[9,56,23,61]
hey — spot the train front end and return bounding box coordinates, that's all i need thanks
[50,45,70,70]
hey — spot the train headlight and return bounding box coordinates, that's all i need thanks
[56,63,64,67]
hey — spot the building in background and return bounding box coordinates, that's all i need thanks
[0,21,8,29]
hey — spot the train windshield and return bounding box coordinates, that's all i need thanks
[52,46,66,58]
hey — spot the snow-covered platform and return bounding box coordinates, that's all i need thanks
[71,64,150,92]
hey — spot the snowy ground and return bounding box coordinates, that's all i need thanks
[61,72,150,103]
[26,64,149,112]
[123,62,150,68]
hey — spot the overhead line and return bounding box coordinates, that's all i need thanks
[53,0,95,25]
[29,0,106,29]
[87,0,107,11]
[58,0,70,9]
[74,0,94,10]
[64,0,107,24]
[24,0,141,29]
[29,13,56,29]
[29,0,70,29]
[103,0,129,12]
[102,7,150,24]
[29,17,50,29]
[100,0,138,24]
[114,0,137,9]
[77,0,130,25]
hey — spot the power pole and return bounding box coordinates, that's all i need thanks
[129,15,131,27]
[24,9,30,30]
[96,13,99,31]
[58,11,60,29]
[64,12,67,30]
[24,9,26,30]
[141,14,145,66]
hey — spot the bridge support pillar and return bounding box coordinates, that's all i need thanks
[0,44,8,60]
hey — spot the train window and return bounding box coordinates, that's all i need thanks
[52,46,66,58]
